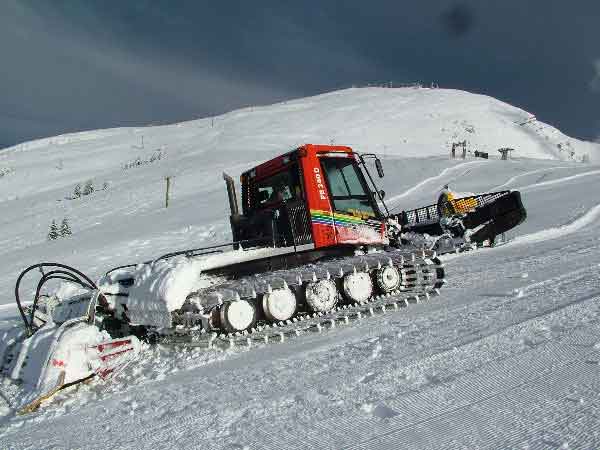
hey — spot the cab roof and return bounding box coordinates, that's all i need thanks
[242,144,354,181]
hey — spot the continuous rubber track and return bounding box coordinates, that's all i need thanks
[165,285,441,349]
[167,249,445,346]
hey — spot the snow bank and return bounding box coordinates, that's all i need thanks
[125,257,207,328]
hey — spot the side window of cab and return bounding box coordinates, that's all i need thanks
[253,165,302,209]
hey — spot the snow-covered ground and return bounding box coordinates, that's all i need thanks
[1,87,600,449]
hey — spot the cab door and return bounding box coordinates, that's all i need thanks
[248,164,312,248]
[314,155,386,246]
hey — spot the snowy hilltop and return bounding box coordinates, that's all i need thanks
[3,87,599,162]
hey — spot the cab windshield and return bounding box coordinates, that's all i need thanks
[320,157,378,219]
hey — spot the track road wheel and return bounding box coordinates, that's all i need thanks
[343,271,373,303]
[305,279,338,312]
[262,288,297,322]
[375,265,401,294]
[220,300,256,332]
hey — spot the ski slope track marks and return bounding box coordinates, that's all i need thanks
[519,169,600,192]
[387,160,488,208]
[491,165,575,191]
[509,202,600,247]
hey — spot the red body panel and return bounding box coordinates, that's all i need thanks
[300,144,349,248]
[298,144,387,248]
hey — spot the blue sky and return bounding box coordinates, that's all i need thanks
[1,0,599,148]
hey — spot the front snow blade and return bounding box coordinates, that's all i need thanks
[1,289,141,415]
[15,332,141,415]
[17,372,94,415]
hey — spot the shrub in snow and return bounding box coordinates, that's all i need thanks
[0,167,14,178]
[60,218,72,237]
[48,218,73,239]
[47,220,59,240]
[67,180,108,200]
[122,150,164,170]
[83,180,94,196]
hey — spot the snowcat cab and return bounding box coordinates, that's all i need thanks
[222,144,392,272]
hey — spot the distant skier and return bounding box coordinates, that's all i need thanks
[437,184,456,217]
[437,185,467,238]
[437,184,478,216]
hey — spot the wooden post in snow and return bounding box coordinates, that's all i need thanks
[165,176,171,208]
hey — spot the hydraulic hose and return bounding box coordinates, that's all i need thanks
[15,263,97,335]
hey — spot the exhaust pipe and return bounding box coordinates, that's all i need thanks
[223,172,239,217]
[223,172,242,244]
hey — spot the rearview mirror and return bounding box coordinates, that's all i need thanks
[379,189,386,199]
[375,158,384,178]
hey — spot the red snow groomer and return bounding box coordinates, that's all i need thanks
[226,144,392,254]
[2,144,526,413]
[224,144,525,256]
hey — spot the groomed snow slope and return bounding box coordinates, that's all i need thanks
[1,87,600,449]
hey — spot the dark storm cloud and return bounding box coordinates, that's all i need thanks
[440,4,475,38]
[1,0,599,148]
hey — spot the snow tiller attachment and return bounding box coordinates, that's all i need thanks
[0,264,140,414]
[397,190,527,252]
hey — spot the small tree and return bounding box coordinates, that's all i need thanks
[48,220,59,240]
[73,183,82,198]
[60,218,72,237]
[83,180,94,196]
[102,181,109,190]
